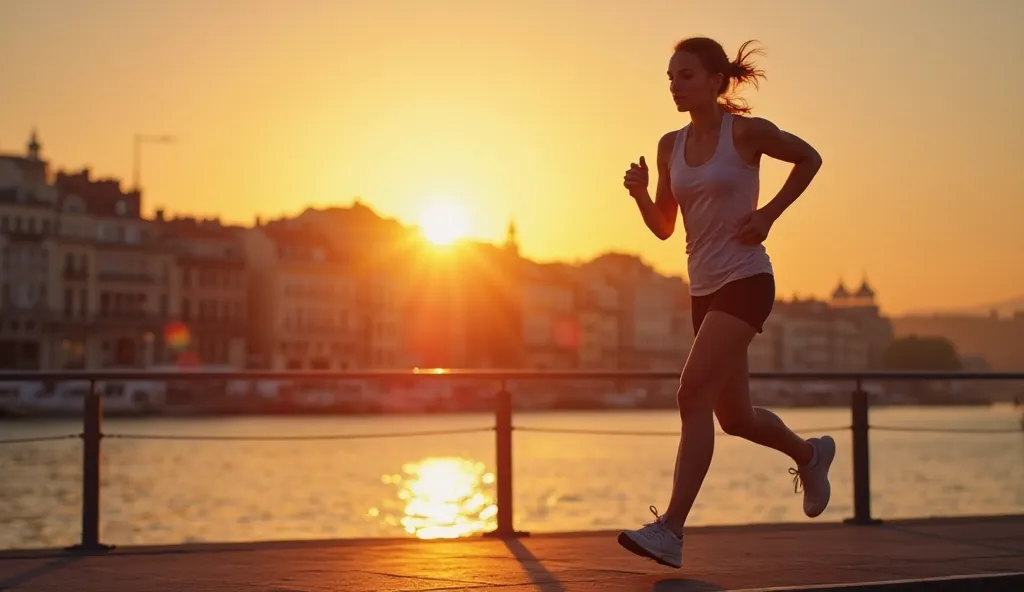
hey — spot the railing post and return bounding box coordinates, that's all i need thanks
[70,379,112,552]
[486,379,526,538]
[844,380,881,526]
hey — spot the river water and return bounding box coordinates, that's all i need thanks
[2,405,1022,550]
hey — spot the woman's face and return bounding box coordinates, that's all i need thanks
[667,50,722,113]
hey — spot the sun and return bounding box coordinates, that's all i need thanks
[420,202,470,246]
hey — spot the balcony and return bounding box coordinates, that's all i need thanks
[97,271,155,284]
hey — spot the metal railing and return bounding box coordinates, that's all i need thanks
[1,369,1022,553]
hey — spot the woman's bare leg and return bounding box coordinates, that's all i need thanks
[714,355,836,518]
[618,311,757,569]
[660,311,758,532]
[714,356,813,465]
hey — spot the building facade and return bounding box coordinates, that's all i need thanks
[243,226,358,370]
[0,131,60,369]
[154,214,248,368]
[54,168,179,369]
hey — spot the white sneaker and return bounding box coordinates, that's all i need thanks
[789,435,836,518]
[616,506,682,568]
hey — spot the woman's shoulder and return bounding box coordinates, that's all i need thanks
[731,114,779,140]
[657,128,682,162]
[659,128,682,144]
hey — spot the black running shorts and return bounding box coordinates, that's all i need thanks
[690,272,776,335]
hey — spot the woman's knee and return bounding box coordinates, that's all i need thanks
[675,373,716,415]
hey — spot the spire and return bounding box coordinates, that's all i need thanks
[856,273,875,300]
[27,128,41,161]
[831,277,850,300]
[504,218,519,255]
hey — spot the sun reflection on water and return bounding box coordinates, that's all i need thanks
[377,457,497,539]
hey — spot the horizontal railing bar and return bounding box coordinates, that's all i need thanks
[0,370,1022,382]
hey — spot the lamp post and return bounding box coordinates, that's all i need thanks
[132,134,176,192]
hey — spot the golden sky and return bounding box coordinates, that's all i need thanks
[2,0,1022,314]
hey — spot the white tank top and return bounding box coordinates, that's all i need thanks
[670,112,773,296]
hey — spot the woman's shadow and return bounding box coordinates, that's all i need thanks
[502,538,723,592]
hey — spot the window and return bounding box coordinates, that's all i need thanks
[14,285,30,308]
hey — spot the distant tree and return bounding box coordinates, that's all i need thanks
[882,335,963,371]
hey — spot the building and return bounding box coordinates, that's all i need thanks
[764,300,870,372]
[242,225,358,370]
[0,131,60,369]
[153,214,248,367]
[54,168,179,369]
[745,278,894,404]
[829,277,894,368]
[456,224,523,369]
[520,261,578,369]
[582,253,692,372]
[286,204,417,369]
[575,272,619,370]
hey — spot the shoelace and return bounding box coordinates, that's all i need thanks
[642,506,679,542]
[788,467,805,493]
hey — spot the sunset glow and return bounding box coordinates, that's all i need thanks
[3,0,1023,312]
[420,202,470,246]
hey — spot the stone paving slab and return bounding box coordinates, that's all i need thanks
[0,515,1022,591]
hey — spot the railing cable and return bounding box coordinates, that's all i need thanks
[513,425,852,437]
[4,424,1018,444]
[869,425,1021,435]
[102,426,494,442]
[0,434,80,445]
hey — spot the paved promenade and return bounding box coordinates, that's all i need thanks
[1,515,1022,591]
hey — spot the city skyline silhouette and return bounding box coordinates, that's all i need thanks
[3,0,1023,314]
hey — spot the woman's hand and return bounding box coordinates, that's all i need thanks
[623,156,650,200]
[734,207,777,245]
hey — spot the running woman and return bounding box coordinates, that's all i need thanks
[618,37,833,570]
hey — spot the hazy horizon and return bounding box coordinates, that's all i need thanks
[3,0,1023,315]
